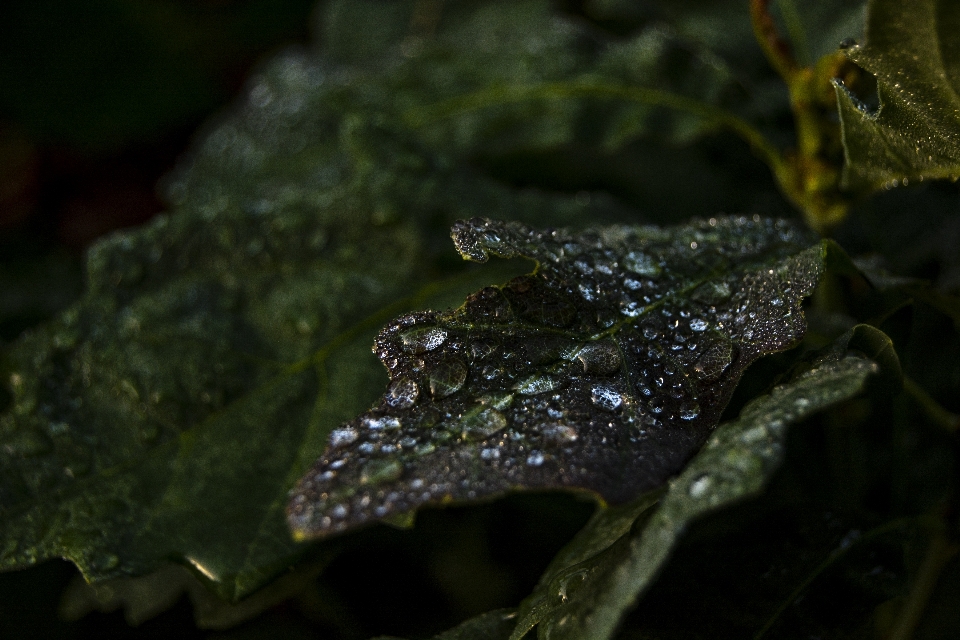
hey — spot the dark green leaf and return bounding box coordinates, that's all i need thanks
[287,216,825,539]
[835,0,960,190]
[510,349,880,640]
[0,45,612,599]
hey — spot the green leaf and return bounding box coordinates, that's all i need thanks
[287,216,826,539]
[0,45,613,599]
[835,0,960,191]
[510,348,880,640]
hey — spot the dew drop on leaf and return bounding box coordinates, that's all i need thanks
[515,374,561,395]
[329,427,359,449]
[360,459,403,485]
[577,341,622,375]
[591,385,623,412]
[401,327,448,354]
[385,378,419,409]
[428,357,468,398]
[623,251,662,276]
[459,406,508,440]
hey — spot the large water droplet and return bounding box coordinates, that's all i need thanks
[428,357,467,398]
[360,459,403,485]
[577,341,622,375]
[694,337,734,382]
[515,374,560,395]
[689,318,708,332]
[385,378,419,409]
[460,407,508,440]
[624,251,662,276]
[591,385,622,412]
[329,427,359,449]
[401,327,447,354]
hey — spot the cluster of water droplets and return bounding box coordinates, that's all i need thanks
[288,216,822,538]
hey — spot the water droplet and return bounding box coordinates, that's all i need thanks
[385,378,419,409]
[679,401,700,420]
[591,385,622,412]
[329,427,359,449]
[480,447,501,460]
[331,504,349,519]
[624,251,662,276]
[360,459,403,485]
[694,337,734,382]
[401,327,447,354]
[428,357,467,398]
[543,425,578,443]
[414,442,436,456]
[688,474,712,499]
[515,374,560,395]
[526,451,545,466]
[689,318,708,332]
[642,325,659,340]
[460,407,508,440]
[363,416,402,431]
[577,341,622,375]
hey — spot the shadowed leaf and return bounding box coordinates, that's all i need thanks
[509,347,881,640]
[287,216,826,539]
[835,0,960,191]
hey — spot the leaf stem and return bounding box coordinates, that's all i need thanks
[753,517,914,640]
[887,529,959,640]
[749,0,853,233]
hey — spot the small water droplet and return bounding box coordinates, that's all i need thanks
[624,251,662,276]
[385,378,419,409]
[360,459,403,485]
[543,425,578,443]
[401,327,448,354]
[591,385,622,412]
[331,504,349,519]
[642,325,659,340]
[692,281,732,304]
[688,474,712,499]
[480,447,501,460]
[526,451,545,466]
[679,401,700,420]
[363,416,402,431]
[429,357,468,398]
[689,318,708,332]
[329,427,359,449]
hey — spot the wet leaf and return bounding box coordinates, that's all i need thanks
[0,44,609,600]
[288,216,826,539]
[509,346,881,640]
[835,0,960,191]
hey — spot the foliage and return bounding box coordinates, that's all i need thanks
[1,0,959,638]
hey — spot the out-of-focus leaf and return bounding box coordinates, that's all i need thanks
[510,349,880,640]
[376,608,518,640]
[288,216,825,539]
[58,558,328,629]
[323,0,765,158]
[834,0,960,191]
[0,44,622,600]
